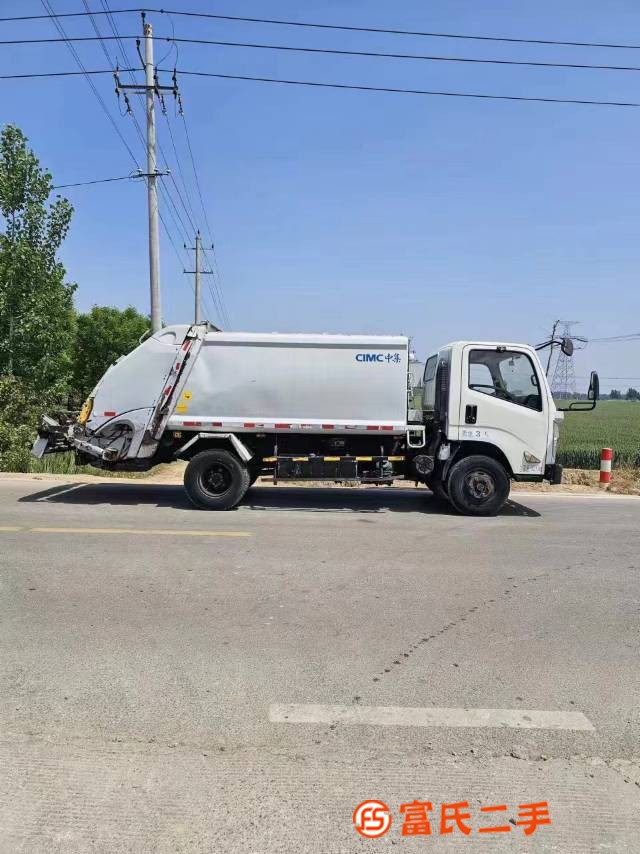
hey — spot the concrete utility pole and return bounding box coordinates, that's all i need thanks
[114,13,178,332]
[184,231,213,323]
[143,20,161,333]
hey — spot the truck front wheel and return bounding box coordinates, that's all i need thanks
[446,455,510,516]
[184,449,250,510]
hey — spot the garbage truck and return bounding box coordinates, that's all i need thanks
[32,324,599,516]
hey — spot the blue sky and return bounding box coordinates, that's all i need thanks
[2,0,640,390]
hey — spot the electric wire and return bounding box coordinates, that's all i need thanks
[165,69,640,108]
[52,173,141,188]
[180,112,230,327]
[4,8,640,52]
[98,2,218,322]
[8,34,640,73]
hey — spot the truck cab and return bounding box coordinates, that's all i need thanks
[418,341,596,515]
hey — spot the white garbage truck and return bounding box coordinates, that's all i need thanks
[33,324,599,515]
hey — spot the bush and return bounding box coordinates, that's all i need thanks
[0,375,40,471]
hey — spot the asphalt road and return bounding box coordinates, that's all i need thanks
[1,476,639,853]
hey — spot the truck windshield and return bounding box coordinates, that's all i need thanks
[469,349,542,411]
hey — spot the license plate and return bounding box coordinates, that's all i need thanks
[31,436,49,459]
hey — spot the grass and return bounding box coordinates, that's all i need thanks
[557,400,640,469]
[28,452,152,478]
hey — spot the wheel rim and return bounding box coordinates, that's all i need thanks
[199,462,233,497]
[463,469,495,502]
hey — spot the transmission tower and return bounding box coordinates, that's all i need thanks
[550,320,579,399]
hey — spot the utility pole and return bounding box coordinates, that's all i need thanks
[184,231,213,323]
[114,13,177,333]
[143,19,161,333]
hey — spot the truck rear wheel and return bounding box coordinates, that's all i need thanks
[184,449,250,510]
[446,455,510,517]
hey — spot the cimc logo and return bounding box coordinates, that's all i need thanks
[355,352,402,363]
[353,800,392,838]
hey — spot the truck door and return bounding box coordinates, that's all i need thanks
[458,346,549,476]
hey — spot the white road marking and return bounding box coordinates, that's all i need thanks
[270,703,594,731]
[35,483,86,501]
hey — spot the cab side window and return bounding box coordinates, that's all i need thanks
[468,350,542,411]
[422,355,438,411]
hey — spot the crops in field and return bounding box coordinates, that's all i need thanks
[557,401,640,469]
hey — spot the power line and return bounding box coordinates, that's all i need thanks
[103,2,213,322]
[0,69,127,78]
[9,35,640,74]
[52,172,141,188]
[38,1,141,165]
[5,65,640,108]
[179,112,230,328]
[3,64,640,108]
[167,69,640,108]
[152,10,640,52]
[587,333,640,342]
[4,7,640,52]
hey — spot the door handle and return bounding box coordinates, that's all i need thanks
[465,404,477,424]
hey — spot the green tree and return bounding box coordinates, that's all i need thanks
[609,389,621,400]
[0,375,43,471]
[0,124,76,399]
[72,305,149,401]
[625,387,639,401]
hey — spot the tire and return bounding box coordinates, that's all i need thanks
[184,449,250,510]
[446,454,510,517]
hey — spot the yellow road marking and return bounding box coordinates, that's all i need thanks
[0,526,22,531]
[30,527,251,537]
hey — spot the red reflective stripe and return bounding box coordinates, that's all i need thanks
[103,411,116,417]
[182,341,190,351]
[211,422,223,427]
[184,421,201,427]
[322,424,335,430]
[275,423,291,429]
[381,426,394,431]
[601,447,613,461]
[244,422,256,428]
[163,385,173,396]
[366,425,380,431]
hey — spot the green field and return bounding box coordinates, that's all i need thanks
[557,400,640,469]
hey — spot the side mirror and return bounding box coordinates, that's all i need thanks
[561,337,574,357]
[588,370,599,401]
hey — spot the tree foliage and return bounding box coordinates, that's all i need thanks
[72,305,149,401]
[0,375,43,471]
[0,124,76,399]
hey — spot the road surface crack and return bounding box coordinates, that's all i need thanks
[371,572,550,683]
